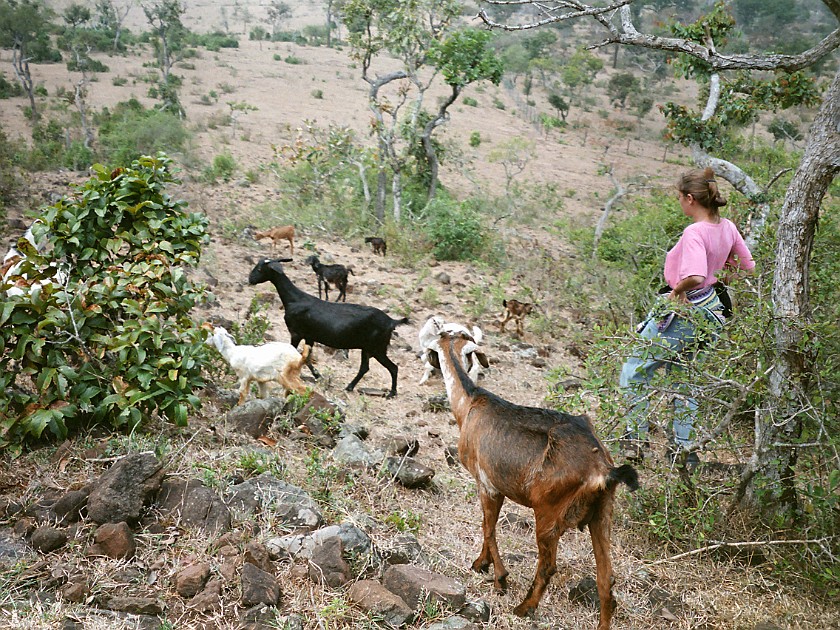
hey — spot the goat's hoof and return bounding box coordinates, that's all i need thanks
[494,577,508,593]
[512,603,535,618]
[385,392,397,399]
[471,560,490,574]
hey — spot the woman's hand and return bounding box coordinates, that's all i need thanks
[668,274,705,303]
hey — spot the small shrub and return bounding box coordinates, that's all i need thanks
[35,85,48,97]
[273,53,282,61]
[463,96,478,107]
[311,89,323,99]
[493,97,505,110]
[284,55,303,65]
[112,76,128,86]
[0,74,23,98]
[211,152,237,182]
[469,131,481,147]
[423,197,488,262]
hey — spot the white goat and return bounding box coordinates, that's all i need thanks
[206,326,311,405]
[418,315,487,385]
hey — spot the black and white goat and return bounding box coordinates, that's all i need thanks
[248,258,408,397]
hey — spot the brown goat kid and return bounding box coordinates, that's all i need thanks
[499,298,535,336]
[365,236,387,256]
[255,225,295,257]
[429,332,638,629]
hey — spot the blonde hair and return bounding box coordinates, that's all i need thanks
[677,166,727,215]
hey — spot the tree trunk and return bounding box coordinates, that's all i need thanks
[740,67,840,520]
[12,45,37,121]
[392,170,402,222]
[375,167,386,224]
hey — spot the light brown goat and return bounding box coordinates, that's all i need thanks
[428,332,638,629]
[255,225,295,257]
[498,298,535,336]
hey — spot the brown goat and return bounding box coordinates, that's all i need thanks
[428,332,638,629]
[255,225,295,257]
[499,298,535,336]
[364,236,387,256]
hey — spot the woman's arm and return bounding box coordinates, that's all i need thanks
[668,274,705,303]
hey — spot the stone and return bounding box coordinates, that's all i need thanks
[50,488,90,525]
[422,616,478,630]
[383,534,427,566]
[348,579,413,627]
[384,456,435,488]
[331,435,384,469]
[569,576,599,609]
[0,527,32,566]
[97,595,164,616]
[382,564,466,610]
[443,446,459,467]
[308,536,352,587]
[227,398,286,438]
[386,436,420,457]
[30,526,67,553]
[86,453,164,525]
[88,522,135,560]
[60,577,89,603]
[227,474,322,530]
[241,562,281,607]
[244,541,273,573]
[458,599,491,623]
[175,563,211,599]
[156,478,232,534]
[189,578,222,612]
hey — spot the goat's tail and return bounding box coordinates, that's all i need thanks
[607,464,639,492]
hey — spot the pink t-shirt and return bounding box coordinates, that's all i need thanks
[664,218,755,289]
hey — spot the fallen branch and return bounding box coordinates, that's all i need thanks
[647,537,835,566]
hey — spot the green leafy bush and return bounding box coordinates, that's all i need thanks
[463,96,478,107]
[423,197,488,261]
[0,74,23,98]
[205,152,236,182]
[469,131,481,147]
[0,154,210,452]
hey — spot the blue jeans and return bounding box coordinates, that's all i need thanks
[619,305,723,449]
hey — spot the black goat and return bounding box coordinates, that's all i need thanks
[248,258,408,397]
[305,254,354,302]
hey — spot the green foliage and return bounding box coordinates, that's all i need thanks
[463,96,477,107]
[98,100,189,165]
[184,30,238,51]
[0,124,20,218]
[427,28,503,89]
[384,510,421,534]
[607,72,639,109]
[469,131,481,147]
[0,0,61,62]
[423,197,489,262]
[767,117,802,143]
[0,73,23,98]
[231,296,271,345]
[0,154,210,451]
[311,89,324,99]
[204,152,236,182]
[284,55,303,64]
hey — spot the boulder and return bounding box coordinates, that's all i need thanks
[156,478,232,534]
[348,579,413,627]
[382,564,466,610]
[86,453,164,525]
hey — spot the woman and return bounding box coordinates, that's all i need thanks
[619,167,755,467]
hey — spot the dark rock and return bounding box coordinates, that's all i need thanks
[384,534,426,566]
[60,576,89,603]
[97,595,164,615]
[753,623,784,630]
[175,562,211,599]
[88,521,135,559]
[387,436,420,457]
[244,541,273,573]
[499,512,533,532]
[227,474,323,530]
[241,562,281,607]
[308,536,352,587]
[13,518,36,538]
[227,398,286,438]
[156,478,231,534]
[188,578,222,612]
[458,599,491,623]
[384,456,435,488]
[382,564,466,610]
[86,453,164,525]
[61,619,83,630]
[444,446,459,467]
[241,603,278,625]
[348,579,413,627]
[30,526,67,553]
[50,488,90,525]
[0,527,32,565]
[331,434,384,469]
[569,576,599,610]
[648,586,685,620]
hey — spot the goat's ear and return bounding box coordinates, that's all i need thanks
[475,351,490,368]
[427,349,440,369]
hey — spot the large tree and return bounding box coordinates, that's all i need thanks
[480,0,840,521]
